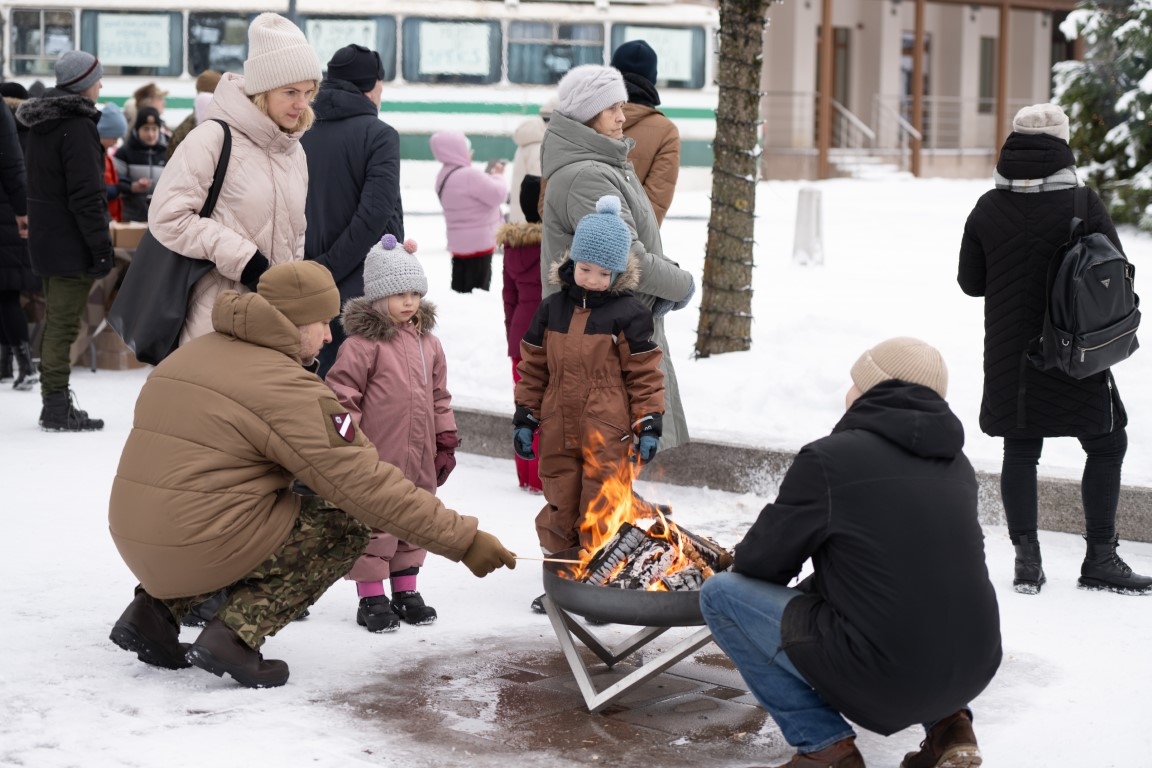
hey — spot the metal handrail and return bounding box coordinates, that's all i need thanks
[831,98,875,148]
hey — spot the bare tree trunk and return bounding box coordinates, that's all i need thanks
[694,0,768,358]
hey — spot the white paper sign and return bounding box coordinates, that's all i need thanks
[97,14,171,67]
[419,22,491,76]
[306,18,378,75]
[620,26,695,83]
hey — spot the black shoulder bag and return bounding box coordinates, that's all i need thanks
[107,119,232,366]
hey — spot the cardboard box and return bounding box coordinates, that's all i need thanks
[76,327,149,371]
[110,221,148,249]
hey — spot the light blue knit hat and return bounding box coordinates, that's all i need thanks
[570,195,630,275]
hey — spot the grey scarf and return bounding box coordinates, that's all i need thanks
[993,166,1079,193]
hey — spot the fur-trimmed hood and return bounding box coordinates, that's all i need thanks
[340,296,438,341]
[548,251,641,294]
[15,90,98,131]
[497,221,542,248]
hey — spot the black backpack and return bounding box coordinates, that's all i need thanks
[1029,186,1140,379]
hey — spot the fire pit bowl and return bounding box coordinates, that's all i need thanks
[542,548,705,627]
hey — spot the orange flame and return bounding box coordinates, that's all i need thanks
[572,429,691,589]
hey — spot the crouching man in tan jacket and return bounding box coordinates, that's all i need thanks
[107,261,516,688]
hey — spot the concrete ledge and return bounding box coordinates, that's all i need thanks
[455,407,1152,544]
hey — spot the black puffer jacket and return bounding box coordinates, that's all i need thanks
[0,96,36,293]
[301,78,403,304]
[15,89,112,278]
[958,132,1126,438]
[735,381,1002,735]
[113,130,168,222]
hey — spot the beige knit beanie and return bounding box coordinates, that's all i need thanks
[243,13,322,96]
[1012,103,1070,143]
[850,337,948,399]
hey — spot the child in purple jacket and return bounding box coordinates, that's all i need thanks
[325,235,459,633]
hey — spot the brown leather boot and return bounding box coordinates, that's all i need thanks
[776,737,865,767]
[109,589,191,670]
[187,619,289,688]
[900,710,982,768]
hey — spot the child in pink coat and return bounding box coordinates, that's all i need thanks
[325,235,459,633]
[429,130,507,293]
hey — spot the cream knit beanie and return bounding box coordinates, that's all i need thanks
[850,337,948,399]
[1012,103,1070,144]
[243,13,322,95]
[556,65,628,124]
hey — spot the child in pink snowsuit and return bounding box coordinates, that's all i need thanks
[325,235,459,633]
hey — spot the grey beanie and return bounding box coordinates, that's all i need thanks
[571,196,631,275]
[556,65,627,124]
[1012,103,1070,143]
[55,50,103,94]
[97,102,127,139]
[243,13,322,95]
[850,337,948,399]
[363,234,427,303]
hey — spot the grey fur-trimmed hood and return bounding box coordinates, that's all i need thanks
[16,90,99,131]
[340,296,438,341]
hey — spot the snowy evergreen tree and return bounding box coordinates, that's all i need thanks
[1054,0,1152,230]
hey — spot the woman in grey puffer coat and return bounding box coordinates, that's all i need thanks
[540,64,694,449]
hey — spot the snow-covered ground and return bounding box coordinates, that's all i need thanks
[2,170,1150,766]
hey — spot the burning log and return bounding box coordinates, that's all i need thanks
[580,521,732,592]
[650,519,734,573]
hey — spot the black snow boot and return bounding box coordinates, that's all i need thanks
[181,589,230,628]
[391,591,438,625]
[1011,534,1046,595]
[12,342,38,391]
[357,595,400,632]
[1078,536,1152,595]
[0,344,12,380]
[39,390,103,431]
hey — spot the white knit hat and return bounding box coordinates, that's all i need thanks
[1012,103,1070,144]
[556,65,627,124]
[243,13,322,96]
[363,235,426,303]
[850,337,948,399]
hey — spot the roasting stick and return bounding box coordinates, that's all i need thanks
[514,556,584,564]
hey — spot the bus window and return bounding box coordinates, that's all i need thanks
[10,8,74,77]
[401,18,500,85]
[299,15,397,81]
[610,25,706,89]
[80,11,182,77]
[508,21,602,85]
[189,12,250,76]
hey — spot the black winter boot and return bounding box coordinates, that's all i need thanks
[109,589,192,670]
[0,344,12,380]
[40,390,103,431]
[356,595,400,632]
[391,591,437,625]
[1078,536,1152,595]
[12,342,38,391]
[1011,534,1046,595]
[187,619,289,688]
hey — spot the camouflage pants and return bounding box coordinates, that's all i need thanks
[162,499,369,649]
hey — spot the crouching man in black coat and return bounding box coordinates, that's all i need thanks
[701,338,1002,768]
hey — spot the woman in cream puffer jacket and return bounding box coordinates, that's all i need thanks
[148,70,315,345]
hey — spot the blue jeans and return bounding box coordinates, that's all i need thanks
[700,572,855,752]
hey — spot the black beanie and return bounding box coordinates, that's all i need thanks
[520,175,541,225]
[327,44,384,92]
[610,40,658,86]
[135,106,161,131]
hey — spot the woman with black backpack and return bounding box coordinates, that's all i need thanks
[958,102,1150,597]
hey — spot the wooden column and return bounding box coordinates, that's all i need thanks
[995,0,1010,150]
[817,0,834,178]
[911,0,926,176]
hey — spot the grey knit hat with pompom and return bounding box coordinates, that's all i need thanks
[362,234,426,303]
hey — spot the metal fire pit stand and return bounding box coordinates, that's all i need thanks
[541,595,714,714]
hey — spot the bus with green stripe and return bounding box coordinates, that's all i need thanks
[2,0,719,166]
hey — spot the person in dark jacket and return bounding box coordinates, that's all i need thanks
[700,338,1002,768]
[16,50,113,431]
[301,44,403,378]
[0,81,37,391]
[112,106,167,222]
[958,103,1151,597]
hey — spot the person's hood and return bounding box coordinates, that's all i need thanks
[548,252,641,299]
[513,115,546,148]
[622,72,660,107]
[995,132,1076,182]
[210,290,304,362]
[540,112,634,179]
[497,221,543,248]
[312,78,379,121]
[429,130,471,167]
[833,379,965,459]
[15,89,98,131]
[340,296,438,340]
[205,73,302,153]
